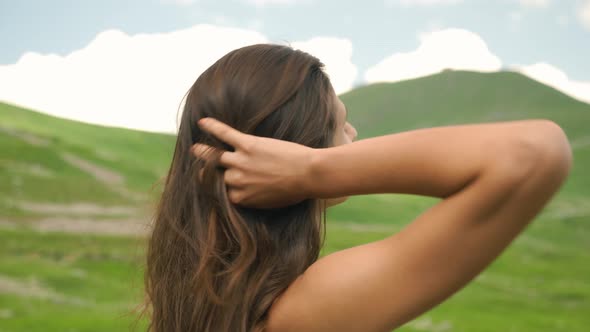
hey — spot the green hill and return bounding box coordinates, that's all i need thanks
[0,102,175,218]
[0,70,588,331]
[343,70,590,139]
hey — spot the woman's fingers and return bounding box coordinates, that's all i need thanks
[191,143,214,160]
[225,168,247,187]
[194,118,248,167]
[191,143,238,167]
[198,117,245,148]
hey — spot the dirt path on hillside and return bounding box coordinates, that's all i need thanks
[404,316,452,332]
[60,152,147,202]
[0,126,50,146]
[0,217,152,237]
[12,201,142,216]
[34,217,151,236]
[61,152,123,185]
[571,135,590,150]
[2,198,153,236]
[0,274,88,306]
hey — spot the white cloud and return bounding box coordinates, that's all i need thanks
[291,38,357,95]
[517,0,550,8]
[364,28,502,84]
[513,62,590,104]
[578,0,590,30]
[0,25,356,133]
[387,0,463,6]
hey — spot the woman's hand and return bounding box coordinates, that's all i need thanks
[191,117,316,209]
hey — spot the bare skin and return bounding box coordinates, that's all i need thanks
[191,102,572,331]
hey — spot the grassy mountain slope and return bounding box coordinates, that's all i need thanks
[343,70,589,138]
[0,102,175,218]
[0,70,589,331]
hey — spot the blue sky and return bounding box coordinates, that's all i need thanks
[2,0,589,78]
[1,0,589,132]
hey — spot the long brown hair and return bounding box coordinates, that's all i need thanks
[143,44,338,331]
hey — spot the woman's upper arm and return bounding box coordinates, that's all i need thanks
[265,140,571,332]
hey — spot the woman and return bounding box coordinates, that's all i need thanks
[144,43,573,331]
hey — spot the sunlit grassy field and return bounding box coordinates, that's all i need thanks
[1,199,588,332]
[1,70,589,331]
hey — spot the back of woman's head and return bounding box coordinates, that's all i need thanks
[144,44,338,331]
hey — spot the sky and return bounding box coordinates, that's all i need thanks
[1,0,589,133]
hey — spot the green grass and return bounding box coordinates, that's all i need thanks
[1,207,587,332]
[0,228,147,331]
[1,70,589,331]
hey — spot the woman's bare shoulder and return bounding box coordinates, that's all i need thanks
[263,239,397,332]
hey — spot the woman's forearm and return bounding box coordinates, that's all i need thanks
[307,119,563,199]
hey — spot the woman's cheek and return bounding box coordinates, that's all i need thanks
[339,131,352,146]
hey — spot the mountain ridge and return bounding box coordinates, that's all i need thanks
[1,69,588,217]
